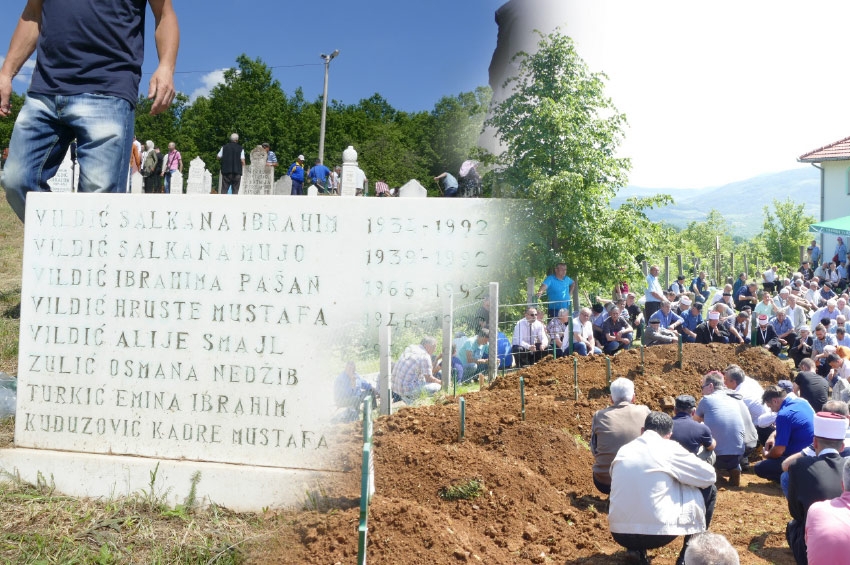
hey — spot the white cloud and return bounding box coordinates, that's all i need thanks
[189,68,228,101]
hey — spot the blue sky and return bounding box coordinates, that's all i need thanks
[4,1,850,189]
[2,0,505,113]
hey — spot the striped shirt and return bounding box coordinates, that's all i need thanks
[391,344,433,398]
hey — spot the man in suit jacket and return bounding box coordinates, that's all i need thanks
[786,412,848,565]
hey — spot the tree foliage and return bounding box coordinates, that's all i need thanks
[759,198,815,267]
[484,30,669,298]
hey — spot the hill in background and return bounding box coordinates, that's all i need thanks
[613,166,820,238]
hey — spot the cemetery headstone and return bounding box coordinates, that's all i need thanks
[1,193,507,510]
[307,185,318,197]
[340,146,366,197]
[203,171,213,194]
[273,176,292,196]
[241,146,273,196]
[46,149,76,193]
[185,157,208,195]
[399,179,428,198]
[130,172,144,194]
[169,171,184,195]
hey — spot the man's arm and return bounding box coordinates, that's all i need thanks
[0,0,42,117]
[147,0,179,115]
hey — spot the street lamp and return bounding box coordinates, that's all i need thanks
[318,49,340,165]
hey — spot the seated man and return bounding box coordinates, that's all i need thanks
[811,300,840,330]
[547,308,571,353]
[812,325,839,377]
[679,301,703,343]
[624,293,644,339]
[334,361,377,421]
[644,317,678,346]
[649,300,684,330]
[735,282,759,312]
[694,311,730,344]
[806,459,850,565]
[572,307,602,356]
[790,327,814,368]
[391,337,443,404]
[755,385,815,482]
[695,372,747,486]
[836,326,850,347]
[786,412,848,565]
[755,314,782,356]
[669,274,687,299]
[732,272,748,296]
[590,377,650,494]
[456,330,490,383]
[671,394,716,463]
[511,307,549,367]
[608,411,716,565]
[602,307,633,354]
[794,358,829,412]
[724,310,751,344]
[799,261,814,282]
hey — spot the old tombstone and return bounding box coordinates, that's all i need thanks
[340,146,366,197]
[273,175,292,196]
[399,179,428,198]
[185,157,208,195]
[168,171,184,195]
[130,172,144,194]
[2,193,506,511]
[46,149,77,193]
[241,146,273,196]
[307,185,318,197]
[203,170,213,194]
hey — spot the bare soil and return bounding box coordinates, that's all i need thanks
[246,343,798,564]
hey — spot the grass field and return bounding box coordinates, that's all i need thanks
[0,201,276,563]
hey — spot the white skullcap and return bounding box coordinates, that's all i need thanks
[814,412,849,440]
[680,296,692,306]
[708,311,720,320]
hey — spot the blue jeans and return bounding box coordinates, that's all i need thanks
[573,342,602,356]
[163,169,178,194]
[2,93,134,222]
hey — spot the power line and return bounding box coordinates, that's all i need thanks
[12,61,324,78]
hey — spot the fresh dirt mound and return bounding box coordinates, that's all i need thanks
[247,344,797,564]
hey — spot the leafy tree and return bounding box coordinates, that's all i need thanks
[484,30,669,299]
[760,198,815,267]
[0,91,25,150]
[428,87,492,176]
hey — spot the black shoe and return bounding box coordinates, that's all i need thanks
[626,549,650,565]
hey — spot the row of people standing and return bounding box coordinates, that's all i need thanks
[138,139,182,194]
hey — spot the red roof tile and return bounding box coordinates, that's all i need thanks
[799,136,850,162]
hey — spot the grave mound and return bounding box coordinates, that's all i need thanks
[246,343,797,564]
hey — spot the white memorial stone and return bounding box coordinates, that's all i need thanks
[203,171,212,195]
[2,193,507,510]
[241,146,274,196]
[399,179,428,198]
[307,185,318,197]
[130,172,144,194]
[46,150,76,193]
[185,157,207,195]
[340,146,366,197]
[168,171,184,195]
[273,176,292,196]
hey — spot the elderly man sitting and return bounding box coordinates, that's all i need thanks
[608,411,716,565]
[511,307,549,367]
[572,307,602,356]
[602,307,633,354]
[391,337,443,404]
[644,317,679,346]
[591,377,650,495]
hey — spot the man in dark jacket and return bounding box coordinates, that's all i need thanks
[217,133,245,194]
[786,411,848,565]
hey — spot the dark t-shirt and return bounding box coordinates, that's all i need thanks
[30,0,147,106]
[671,413,714,455]
[795,371,829,412]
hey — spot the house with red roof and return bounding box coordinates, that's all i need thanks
[798,136,850,255]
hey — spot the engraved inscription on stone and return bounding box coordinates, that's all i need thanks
[16,195,505,474]
[241,146,273,196]
[185,157,207,195]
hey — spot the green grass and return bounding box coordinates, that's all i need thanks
[438,479,484,501]
[0,203,22,376]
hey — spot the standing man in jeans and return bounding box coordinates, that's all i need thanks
[535,262,574,320]
[161,141,182,194]
[0,0,179,222]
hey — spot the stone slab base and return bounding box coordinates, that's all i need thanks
[0,448,333,512]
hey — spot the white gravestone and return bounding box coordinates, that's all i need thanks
[46,150,77,193]
[340,146,366,197]
[168,171,184,196]
[273,176,292,196]
[306,185,318,197]
[130,172,144,195]
[2,193,507,511]
[203,170,213,194]
[185,157,207,195]
[241,146,274,196]
[399,179,428,198]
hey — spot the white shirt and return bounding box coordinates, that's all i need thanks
[763,269,778,283]
[512,318,549,349]
[645,274,663,303]
[734,376,770,425]
[572,317,594,345]
[609,430,716,536]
